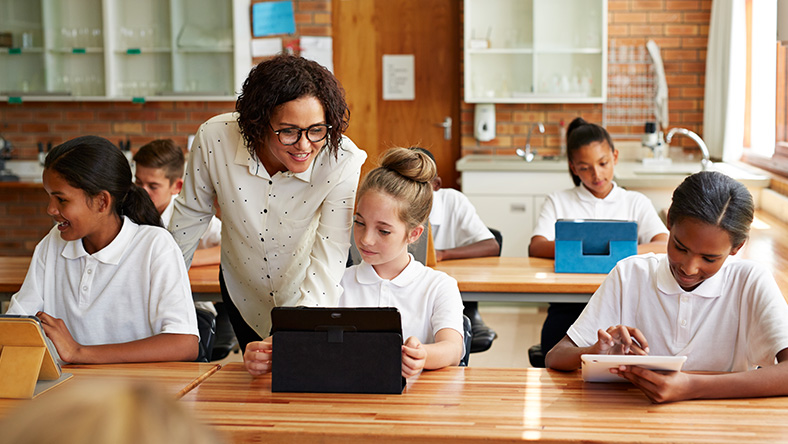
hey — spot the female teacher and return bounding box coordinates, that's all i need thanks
[170,55,367,351]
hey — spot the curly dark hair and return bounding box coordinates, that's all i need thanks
[235,54,349,159]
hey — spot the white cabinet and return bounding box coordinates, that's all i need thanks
[464,0,607,103]
[0,0,251,102]
[460,169,569,257]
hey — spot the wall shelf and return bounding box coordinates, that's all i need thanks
[0,0,251,102]
[464,0,607,104]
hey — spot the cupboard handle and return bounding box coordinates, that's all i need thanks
[510,203,527,212]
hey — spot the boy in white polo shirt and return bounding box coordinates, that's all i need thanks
[133,139,221,266]
[134,139,234,360]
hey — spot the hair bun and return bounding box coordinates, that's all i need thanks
[380,147,437,184]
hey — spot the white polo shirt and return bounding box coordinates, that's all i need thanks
[8,217,199,347]
[568,254,788,372]
[532,183,668,244]
[429,188,494,250]
[339,255,464,351]
[170,113,367,337]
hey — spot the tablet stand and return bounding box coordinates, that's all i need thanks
[0,345,46,398]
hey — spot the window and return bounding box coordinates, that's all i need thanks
[742,0,788,175]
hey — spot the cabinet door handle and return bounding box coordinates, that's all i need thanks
[510,203,527,212]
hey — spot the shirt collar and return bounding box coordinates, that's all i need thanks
[61,216,138,265]
[656,254,726,298]
[234,138,317,183]
[160,195,176,228]
[574,181,622,203]
[355,254,422,287]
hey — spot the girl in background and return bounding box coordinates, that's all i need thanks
[529,117,669,357]
[243,148,464,377]
[7,136,199,363]
[546,171,788,403]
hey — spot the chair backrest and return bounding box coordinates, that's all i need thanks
[460,314,472,367]
[488,227,503,256]
[195,308,216,362]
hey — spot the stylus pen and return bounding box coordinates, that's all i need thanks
[176,363,221,400]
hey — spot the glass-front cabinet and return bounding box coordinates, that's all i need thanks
[464,0,607,104]
[0,0,251,102]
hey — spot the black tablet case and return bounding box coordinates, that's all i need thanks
[270,307,405,394]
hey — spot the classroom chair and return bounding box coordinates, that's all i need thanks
[460,314,472,367]
[528,344,545,368]
[210,303,238,361]
[465,227,502,353]
[195,307,216,362]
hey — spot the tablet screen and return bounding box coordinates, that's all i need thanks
[581,354,687,383]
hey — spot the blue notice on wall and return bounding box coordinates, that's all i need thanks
[252,1,296,37]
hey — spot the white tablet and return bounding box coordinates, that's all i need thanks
[581,354,687,383]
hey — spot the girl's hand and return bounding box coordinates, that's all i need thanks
[613,366,694,403]
[36,311,82,363]
[401,336,427,378]
[594,325,649,355]
[244,336,273,376]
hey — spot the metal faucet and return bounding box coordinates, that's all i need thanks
[664,127,711,171]
[516,122,545,162]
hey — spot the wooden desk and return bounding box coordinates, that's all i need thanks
[3,210,788,303]
[0,256,602,303]
[182,362,788,444]
[435,256,604,303]
[0,362,220,416]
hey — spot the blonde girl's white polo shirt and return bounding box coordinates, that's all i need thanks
[338,254,465,351]
[532,183,668,244]
[170,113,367,338]
[567,254,788,372]
[8,216,199,346]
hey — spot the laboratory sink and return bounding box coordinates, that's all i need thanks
[615,161,771,189]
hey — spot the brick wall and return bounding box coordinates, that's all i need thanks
[0,0,331,256]
[460,0,711,157]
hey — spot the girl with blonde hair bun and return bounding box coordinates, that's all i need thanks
[339,147,465,377]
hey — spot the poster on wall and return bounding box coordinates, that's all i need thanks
[252,1,296,37]
[301,36,333,72]
[382,55,415,101]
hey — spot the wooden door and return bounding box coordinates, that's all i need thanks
[333,0,461,188]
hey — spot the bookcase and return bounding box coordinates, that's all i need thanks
[464,0,607,104]
[0,0,251,102]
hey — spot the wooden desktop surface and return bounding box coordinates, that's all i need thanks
[181,362,788,444]
[0,362,220,416]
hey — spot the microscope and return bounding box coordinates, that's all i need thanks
[641,122,670,166]
[0,134,20,182]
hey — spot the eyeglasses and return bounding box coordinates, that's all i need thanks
[270,123,332,146]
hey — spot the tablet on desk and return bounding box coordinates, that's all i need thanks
[581,354,687,383]
[0,314,71,398]
[270,307,405,394]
